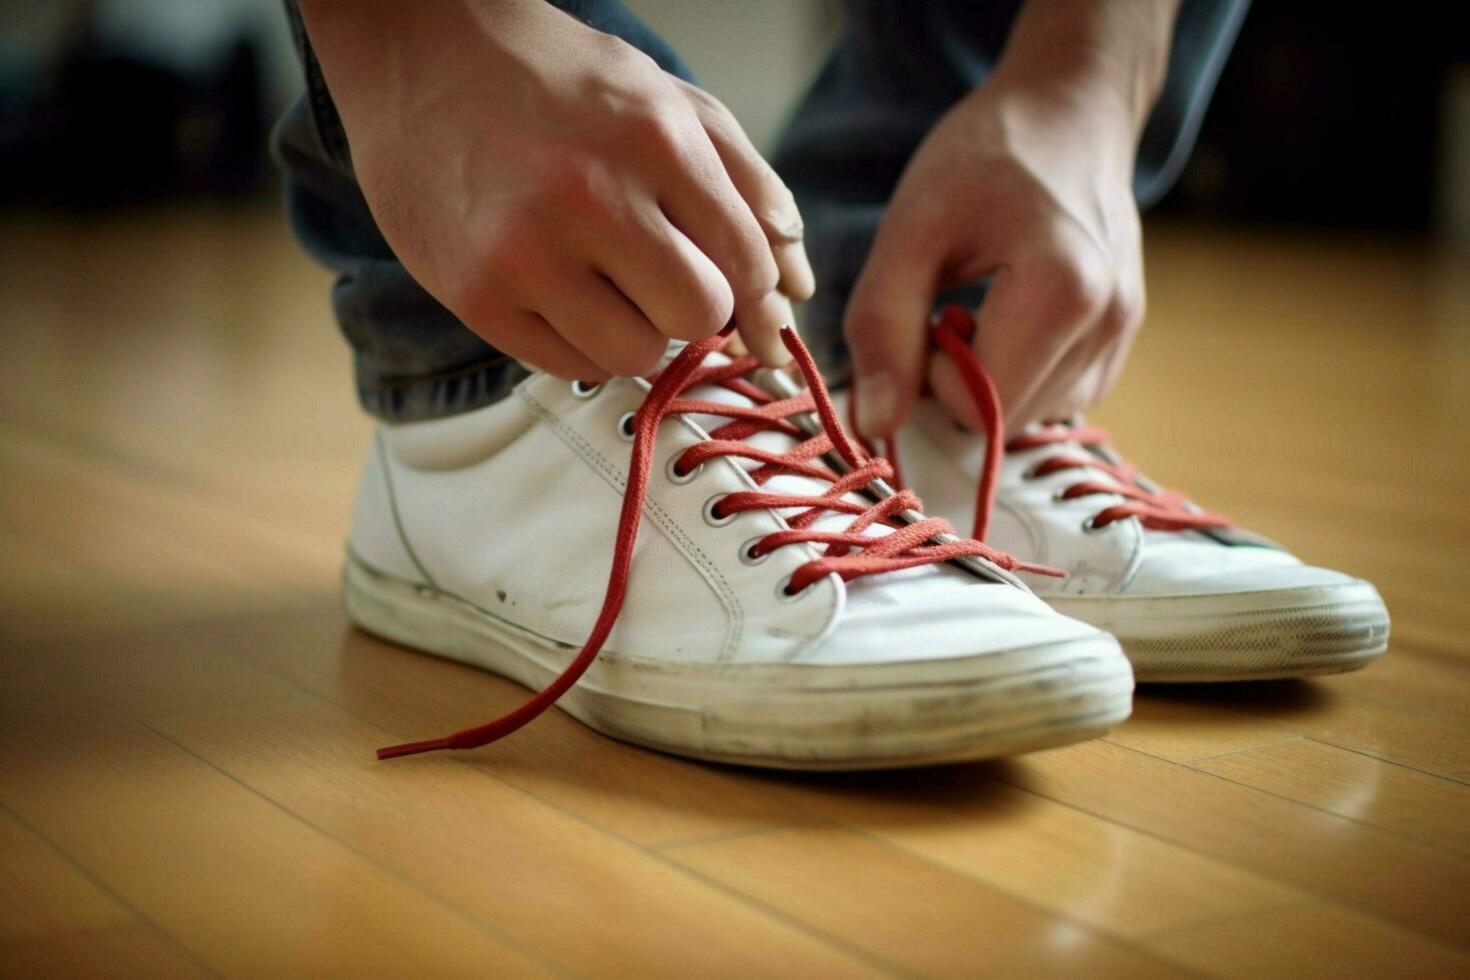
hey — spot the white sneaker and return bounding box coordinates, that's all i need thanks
[346,327,1132,769]
[852,307,1390,683]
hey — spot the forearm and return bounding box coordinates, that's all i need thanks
[296,0,539,119]
[990,0,1182,137]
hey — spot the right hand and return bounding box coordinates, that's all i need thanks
[299,0,813,379]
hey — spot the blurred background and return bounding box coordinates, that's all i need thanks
[2,0,1468,236]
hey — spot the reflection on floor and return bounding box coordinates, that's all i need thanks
[1,207,1467,977]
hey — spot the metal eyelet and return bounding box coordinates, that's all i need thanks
[738,537,769,566]
[1021,463,1044,481]
[775,574,807,601]
[571,380,600,399]
[617,411,636,440]
[703,494,737,527]
[1052,489,1073,504]
[1081,516,1112,534]
[666,454,703,485]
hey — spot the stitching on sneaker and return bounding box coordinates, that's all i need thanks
[518,384,748,663]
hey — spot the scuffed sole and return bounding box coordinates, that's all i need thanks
[345,556,1134,770]
[1047,581,1390,683]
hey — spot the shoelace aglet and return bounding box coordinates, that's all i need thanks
[377,738,453,761]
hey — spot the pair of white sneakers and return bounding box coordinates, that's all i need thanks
[348,310,1389,769]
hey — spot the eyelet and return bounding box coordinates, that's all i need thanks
[1081,516,1111,534]
[617,411,637,440]
[1021,464,1044,481]
[1052,489,1072,504]
[666,454,703,485]
[739,537,769,565]
[571,380,600,399]
[775,574,807,601]
[703,494,737,527]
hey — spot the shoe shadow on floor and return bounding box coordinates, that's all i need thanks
[739,758,1030,822]
[1134,678,1337,720]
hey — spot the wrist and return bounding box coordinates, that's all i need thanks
[961,77,1139,186]
[989,0,1179,139]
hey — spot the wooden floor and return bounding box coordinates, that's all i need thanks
[1,206,1468,978]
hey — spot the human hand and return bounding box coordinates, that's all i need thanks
[843,0,1175,437]
[299,0,813,380]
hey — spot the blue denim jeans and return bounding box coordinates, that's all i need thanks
[273,0,1247,422]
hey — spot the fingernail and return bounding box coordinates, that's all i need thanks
[775,217,804,242]
[855,371,896,437]
[766,194,804,243]
[744,294,795,368]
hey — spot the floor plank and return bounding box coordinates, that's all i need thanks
[0,924,210,980]
[6,626,877,978]
[742,763,1305,941]
[0,807,137,945]
[664,823,1187,978]
[1147,902,1470,979]
[0,677,557,978]
[999,740,1470,945]
[1190,738,1470,857]
[1139,681,1470,784]
[229,612,813,849]
[1105,695,1300,763]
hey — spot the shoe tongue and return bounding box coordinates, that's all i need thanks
[675,350,892,541]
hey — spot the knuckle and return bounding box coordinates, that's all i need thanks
[619,99,684,154]
[747,254,781,300]
[544,154,618,218]
[607,37,660,76]
[680,81,723,115]
[728,242,779,302]
[1047,252,1112,321]
[1108,285,1145,335]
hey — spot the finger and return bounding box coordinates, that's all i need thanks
[735,289,797,367]
[672,78,805,246]
[967,248,1110,428]
[1006,324,1108,432]
[843,212,947,437]
[483,309,609,382]
[1019,277,1143,425]
[657,131,781,366]
[672,79,816,303]
[1092,276,1146,401]
[538,272,670,378]
[592,203,733,342]
[774,239,816,302]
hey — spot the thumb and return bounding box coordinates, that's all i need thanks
[843,217,943,438]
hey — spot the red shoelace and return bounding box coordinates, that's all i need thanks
[869,305,1231,543]
[378,325,1047,760]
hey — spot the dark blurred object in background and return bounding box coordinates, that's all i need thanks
[1151,2,1469,235]
[2,0,1467,237]
[0,0,292,207]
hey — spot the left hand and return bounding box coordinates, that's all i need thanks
[844,59,1151,438]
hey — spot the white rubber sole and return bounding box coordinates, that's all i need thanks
[1046,580,1390,682]
[345,556,1134,770]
